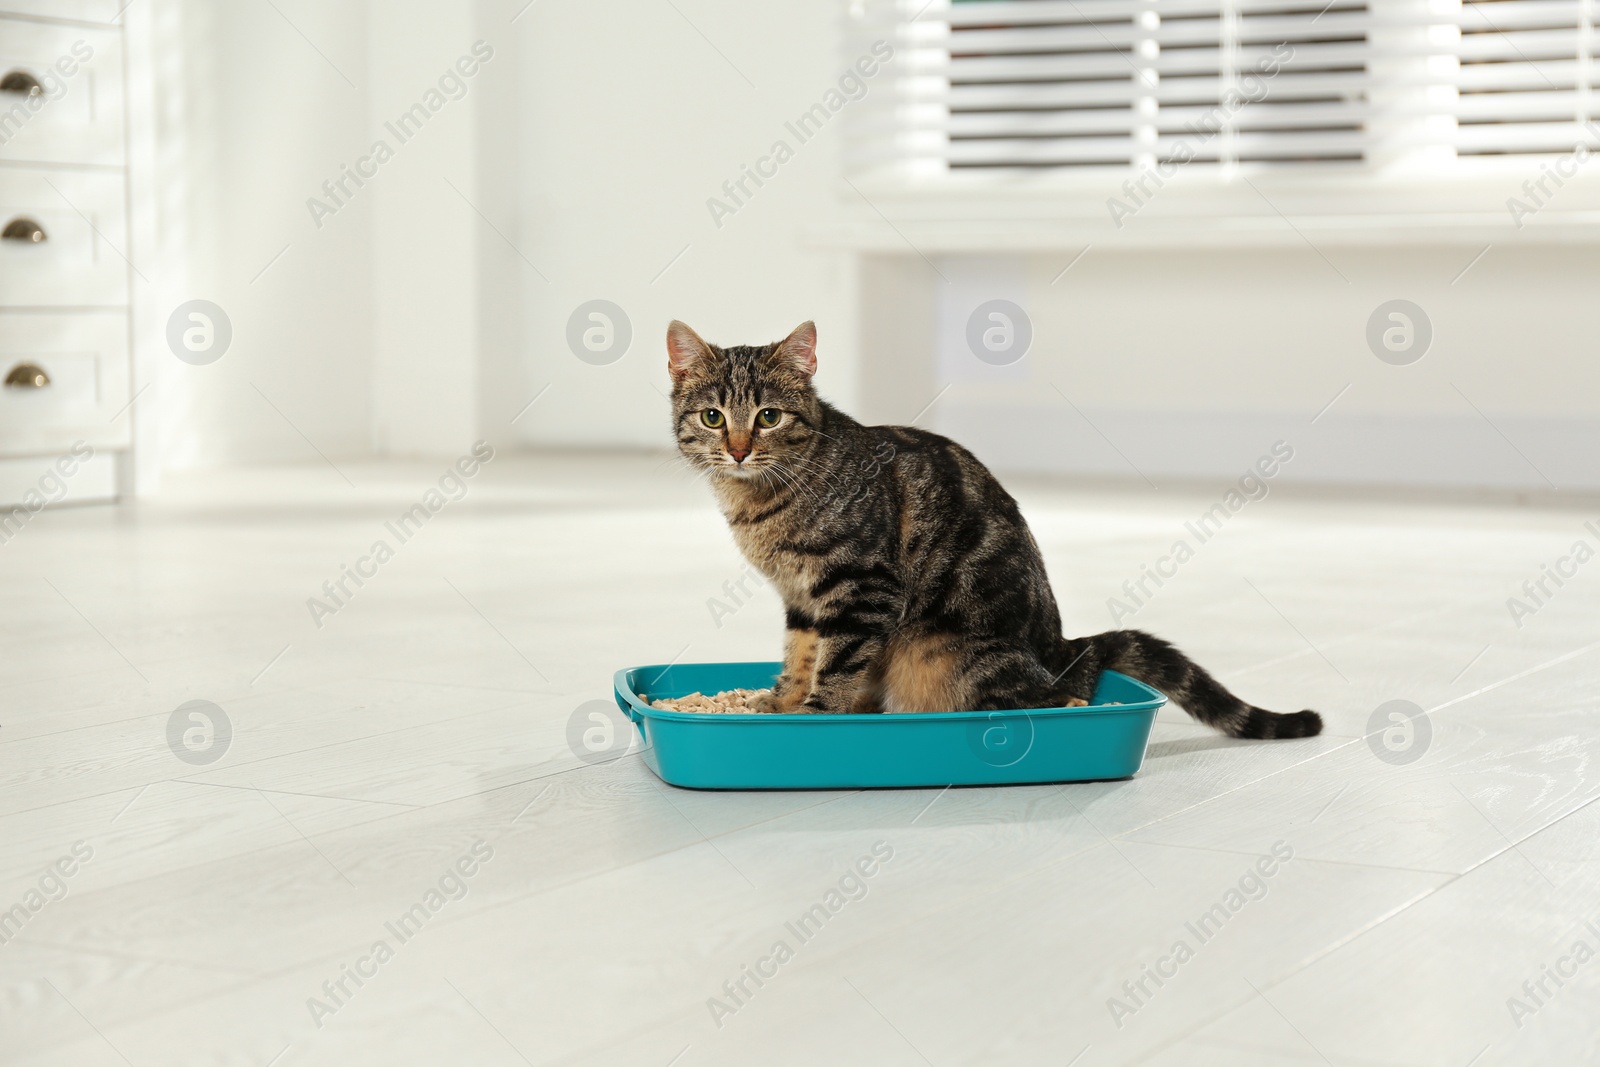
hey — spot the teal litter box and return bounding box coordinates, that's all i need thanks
[612,661,1167,790]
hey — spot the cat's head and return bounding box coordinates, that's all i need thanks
[667,320,822,479]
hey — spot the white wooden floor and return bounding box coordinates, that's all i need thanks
[3,454,1598,1066]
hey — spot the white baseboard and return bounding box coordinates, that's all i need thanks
[936,404,1600,492]
[0,449,119,510]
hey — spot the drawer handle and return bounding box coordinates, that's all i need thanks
[0,70,42,96]
[4,363,51,388]
[2,217,46,243]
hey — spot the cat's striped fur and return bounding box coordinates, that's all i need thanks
[667,320,1321,739]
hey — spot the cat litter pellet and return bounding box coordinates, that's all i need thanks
[649,688,1119,713]
[651,688,771,714]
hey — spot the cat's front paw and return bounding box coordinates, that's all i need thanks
[749,691,791,714]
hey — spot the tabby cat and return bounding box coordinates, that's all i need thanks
[667,319,1322,739]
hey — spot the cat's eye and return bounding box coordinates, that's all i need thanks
[701,409,725,428]
[756,408,781,429]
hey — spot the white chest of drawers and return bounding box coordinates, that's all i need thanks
[0,1,128,508]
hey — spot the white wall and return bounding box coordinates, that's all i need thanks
[133,0,1600,493]
[507,0,1600,490]
[133,0,520,478]
[142,0,375,473]
[878,244,1600,490]
[512,0,864,449]
[367,2,491,458]
[133,0,861,474]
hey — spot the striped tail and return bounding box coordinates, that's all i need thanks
[1054,629,1322,739]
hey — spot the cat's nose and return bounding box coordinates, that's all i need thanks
[727,445,751,463]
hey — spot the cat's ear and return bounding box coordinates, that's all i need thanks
[666,320,712,382]
[774,320,817,378]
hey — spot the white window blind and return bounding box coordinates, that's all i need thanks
[847,0,1600,177]
[1454,0,1596,156]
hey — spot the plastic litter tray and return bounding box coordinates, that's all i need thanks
[612,661,1167,790]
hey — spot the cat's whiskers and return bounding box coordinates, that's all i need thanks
[659,453,717,493]
[769,451,855,502]
[762,460,833,513]
[769,464,845,512]
[746,454,809,501]
[657,460,709,490]
[755,466,789,501]
[747,455,799,495]
[759,460,813,503]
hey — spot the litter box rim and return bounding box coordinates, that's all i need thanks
[613,661,1166,724]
